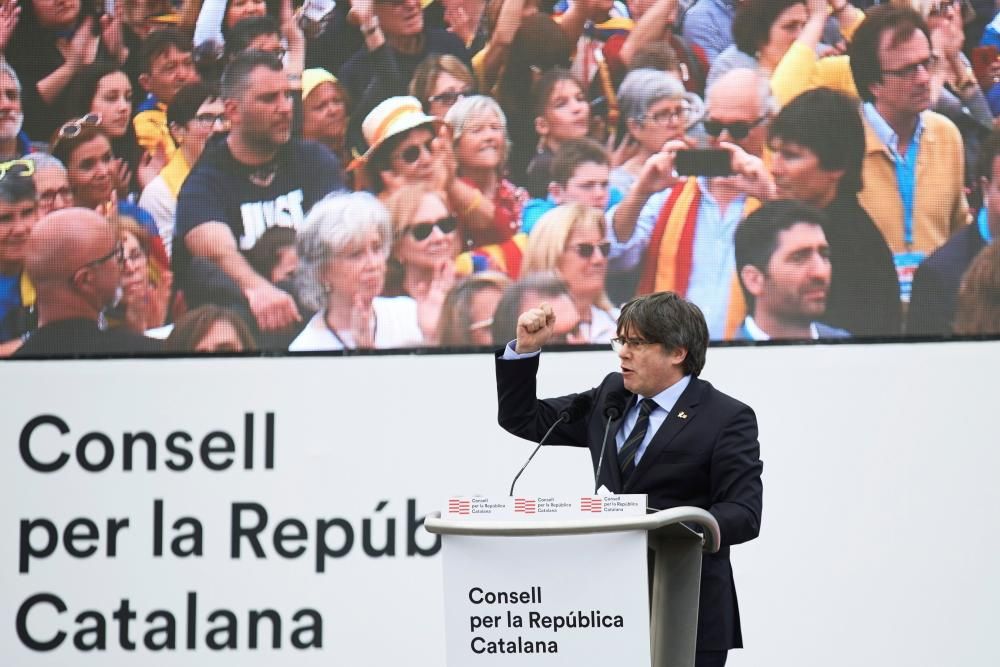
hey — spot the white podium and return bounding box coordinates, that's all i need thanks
[425,496,721,667]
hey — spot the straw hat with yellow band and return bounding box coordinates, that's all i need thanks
[348,96,443,172]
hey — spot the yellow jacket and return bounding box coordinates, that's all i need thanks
[133,105,177,158]
[770,11,864,106]
[858,110,970,256]
[771,43,857,107]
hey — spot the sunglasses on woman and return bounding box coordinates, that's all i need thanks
[427,89,473,106]
[406,216,459,241]
[397,139,435,165]
[52,113,103,152]
[572,242,611,259]
[0,159,34,180]
[702,116,766,140]
[57,113,103,140]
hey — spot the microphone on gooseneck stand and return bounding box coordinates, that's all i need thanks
[594,391,629,494]
[509,394,593,497]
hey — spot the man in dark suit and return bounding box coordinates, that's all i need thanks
[908,131,1000,336]
[495,291,763,667]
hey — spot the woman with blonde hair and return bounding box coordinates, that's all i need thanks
[522,203,617,343]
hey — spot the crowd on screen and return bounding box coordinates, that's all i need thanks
[2,0,1000,356]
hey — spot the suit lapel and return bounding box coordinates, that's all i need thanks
[626,379,704,491]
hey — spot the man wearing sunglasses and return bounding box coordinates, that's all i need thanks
[495,290,762,667]
[15,209,162,357]
[608,68,775,340]
[175,51,344,338]
[849,6,969,304]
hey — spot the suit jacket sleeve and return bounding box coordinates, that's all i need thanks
[495,351,600,449]
[709,403,763,548]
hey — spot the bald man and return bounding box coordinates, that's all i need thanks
[608,68,776,340]
[15,209,162,357]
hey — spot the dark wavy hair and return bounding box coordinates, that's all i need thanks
[769,88,864,196]
[617,292,709,377]
[732,0,807,56]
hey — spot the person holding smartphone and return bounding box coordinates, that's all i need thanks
[606,68,775,340]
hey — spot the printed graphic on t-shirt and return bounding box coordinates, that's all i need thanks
[238,189,306,250]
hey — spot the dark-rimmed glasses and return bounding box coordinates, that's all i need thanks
[882,55,939,79]
[702,115,767,140]
[71,240,124,283]
[572,242,611,259]
[405,216,458,241]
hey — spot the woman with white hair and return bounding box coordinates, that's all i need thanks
[289,192,424,351]
[522,203,618,343]
[445,94,527,247]
[612,69,705,197]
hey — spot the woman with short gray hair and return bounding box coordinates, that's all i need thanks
[445,95,526,246]
[289,192,424,351]
[612,69,705,195]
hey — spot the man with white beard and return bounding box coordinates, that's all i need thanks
[0,62,29,161]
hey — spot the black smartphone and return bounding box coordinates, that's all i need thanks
[674,149,733,177]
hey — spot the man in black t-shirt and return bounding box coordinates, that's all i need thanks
[174,50,344,333]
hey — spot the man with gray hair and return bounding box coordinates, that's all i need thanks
[0,61,30,161]
[607,68,776,340]
[174,50,344,335]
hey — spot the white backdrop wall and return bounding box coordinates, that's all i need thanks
[3,340,999,666]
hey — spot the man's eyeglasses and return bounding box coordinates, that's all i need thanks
[610,336,655,352]
[0,159,34,180]
[405,216,458,241]
[571,242,611,259]
[427,89,473,106]
[882,54,939,79]
[397,138,434,165]
[193,113,228,128]
[702,116,767,140]
[375,0,410,6]
[643,105,690,127]
[73,241,124,280]
[38,186,73,207]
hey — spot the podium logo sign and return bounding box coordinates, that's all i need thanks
[580,496,602,512]
[448,498,472,515]
[513,499,536,514]
[445,495,645,521]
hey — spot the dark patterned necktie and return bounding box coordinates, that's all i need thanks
[618,398,657,478]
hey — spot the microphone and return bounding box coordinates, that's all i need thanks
[594,391,628,494]
[509,394,592,497]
